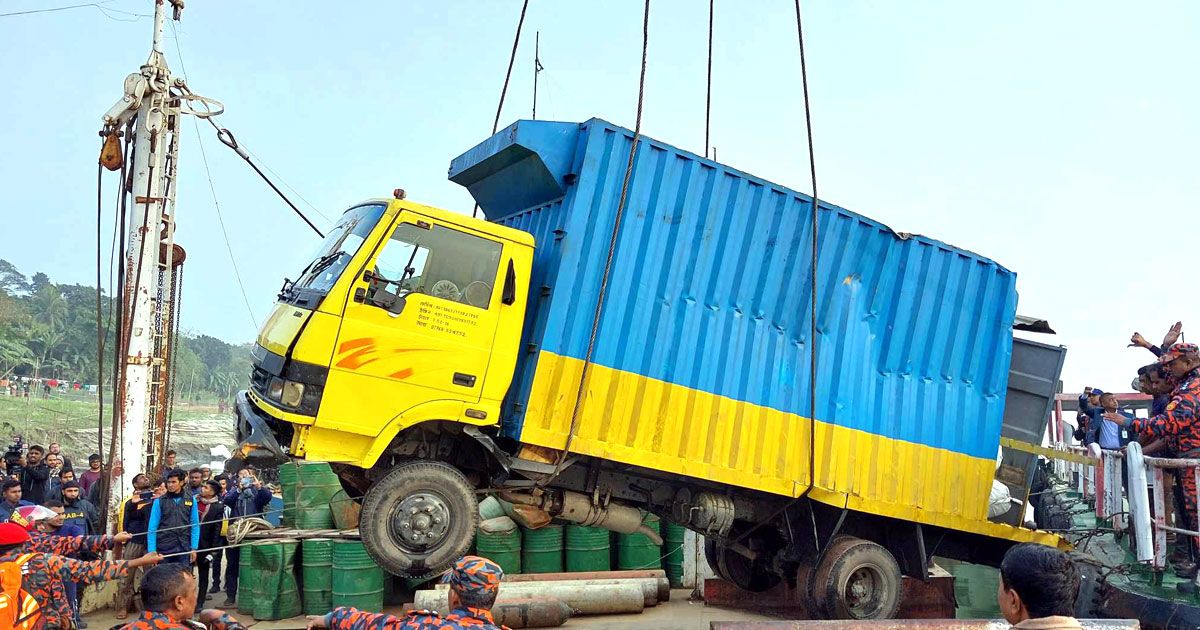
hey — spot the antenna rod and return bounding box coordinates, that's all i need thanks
[533,31,543,120]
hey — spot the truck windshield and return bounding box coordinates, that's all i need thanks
[291,204,386,296]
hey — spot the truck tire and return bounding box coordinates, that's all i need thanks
[704,537,782,593]
[1071,551,1105,618]
[359,460,478,578]
[810,537,902,620]
[800,535,857,619]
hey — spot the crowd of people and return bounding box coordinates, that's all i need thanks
[1068,322,1200,590]
[2,441,275,629]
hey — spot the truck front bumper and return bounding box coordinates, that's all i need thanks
[228,389,289,472]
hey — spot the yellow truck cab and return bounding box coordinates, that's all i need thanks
[235,119,1069,621]
[241,197,533,469]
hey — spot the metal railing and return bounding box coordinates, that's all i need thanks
[1049,440,1200,577]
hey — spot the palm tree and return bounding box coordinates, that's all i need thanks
[0,338,32,378]
[31,285,67,331]
[26,323,64,379]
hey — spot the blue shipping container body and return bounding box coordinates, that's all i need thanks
[449,118,1032,538]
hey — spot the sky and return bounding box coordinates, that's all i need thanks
[1,0,1197,395]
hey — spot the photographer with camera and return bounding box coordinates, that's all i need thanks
[19,444,50,505]
[4,435,25,478]
[219,468,271,607]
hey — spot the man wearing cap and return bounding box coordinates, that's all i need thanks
[307,556,508,630]
[1078,388,1131,449]
[61,480,101,535]
[0,521,163,630]
[1109,343,1200,582]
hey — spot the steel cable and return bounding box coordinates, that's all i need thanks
[704,0,713,158]
[474,0,532,219]
[550,0,652,481]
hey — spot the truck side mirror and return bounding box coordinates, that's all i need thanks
[502,259,517,305]
[356,282,408,315]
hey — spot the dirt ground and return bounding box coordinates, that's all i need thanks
[84,589,782,630]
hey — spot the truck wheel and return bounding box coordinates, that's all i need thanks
[359,460,478,578]
[1072,551,1105,618]
[704,537,782,592]
[799,535,856,618]
[810,537,902,620]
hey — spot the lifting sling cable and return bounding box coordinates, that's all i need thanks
[474,0,532,219]
[730,0,822,548]
[549,0,652,480]
[705,0,713,158]
[796,0,821,501]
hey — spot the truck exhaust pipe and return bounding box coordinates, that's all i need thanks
[498,489,664,545]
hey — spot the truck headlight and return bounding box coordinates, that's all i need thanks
[281,381,305,408]
[267,377,284,401]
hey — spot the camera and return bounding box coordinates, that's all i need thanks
[3,436,24,478]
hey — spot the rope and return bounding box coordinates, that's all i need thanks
[102,124,132,533]
[549,0,652,481]
[190,121,259,330]
[491,0,531,138]
[226,517,273,544]
[95,160,105,463]
[119,491,366,537]
[704,0,713,158]
[796,0,820,501]
[165,22,259,330]
[473,0,531,219]
[625,542,684,571]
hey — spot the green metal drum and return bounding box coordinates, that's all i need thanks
[289,461,341,530]
[617,514,661,570]
[476,517,521,575]
[662,521,686,587]
[521,525,564,574]
[331,540,384,611]
[564,525,610,572]
[236,542,261,616]
[253,539,302,620]
[278,463,299,527]
[302,538,334,615]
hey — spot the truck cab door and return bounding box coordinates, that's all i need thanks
[320,211,506,435]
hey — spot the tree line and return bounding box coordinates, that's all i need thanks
[0,259,250,402]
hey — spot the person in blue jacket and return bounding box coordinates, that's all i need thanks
[147,468,199,566]
[0,479,33,522]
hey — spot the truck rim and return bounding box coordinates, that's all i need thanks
[843,562,886,618]
[389,491,451,552]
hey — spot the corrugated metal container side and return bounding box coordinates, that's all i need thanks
[449,119,1019,533]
